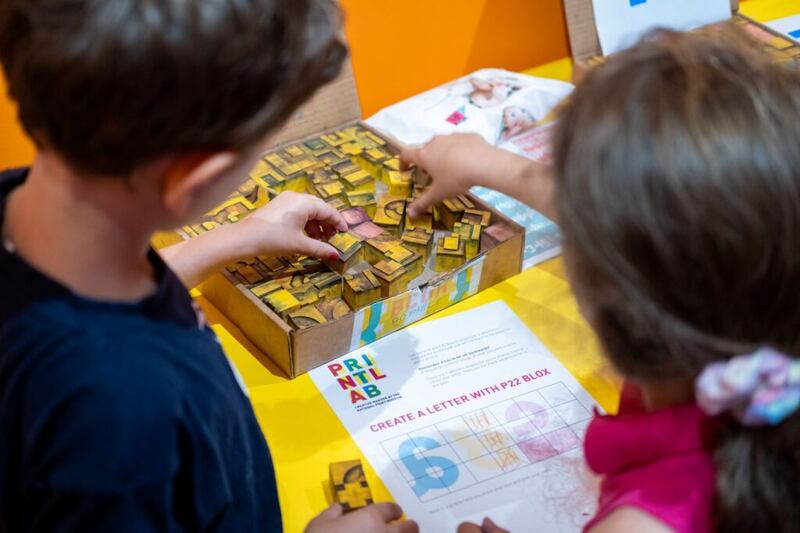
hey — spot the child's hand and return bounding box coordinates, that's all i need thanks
[305,502,419,533]
[457,517,509,533]
[401,133,497,218]
[160,191,347,289]
[234,191,347,260]
[401,133,557,221]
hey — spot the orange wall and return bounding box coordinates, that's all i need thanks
[0,1,570,169]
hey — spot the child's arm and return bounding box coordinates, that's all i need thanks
[160,191,347,289]
[401,133,557,221]
[588,508,674,533]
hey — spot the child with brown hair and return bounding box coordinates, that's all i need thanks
[0,0,417,531]
[405,30,800,533]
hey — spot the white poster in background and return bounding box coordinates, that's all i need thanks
[310,301,600,532]
[592,0,731,55]
[767,14,800,42]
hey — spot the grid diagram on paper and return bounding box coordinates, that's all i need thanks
[380,382,592,502]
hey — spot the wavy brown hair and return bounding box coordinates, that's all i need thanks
[0,0,347,175]
[553,30,800,532]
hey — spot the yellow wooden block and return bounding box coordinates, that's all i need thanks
[453,221,483,259]
[371,259,408,297]
[346,191,377,217]
[385,245,423,278]
[327,232,365,273]
[373,196,406,236]
[440,195,475,230]
[309,270,343,299]
[435,234,466,272]
[263,289,302,318]
[401,227,434,260]
[343,268,382,309]
[341,169,375,193]
[330,460,373,512]
[288,305,328,330]
[315,297,352,320]
[365,233,403,264]
[461,208,491,227]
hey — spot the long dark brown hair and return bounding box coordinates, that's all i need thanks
[553,29,800,532]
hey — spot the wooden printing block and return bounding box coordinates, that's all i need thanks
[330,459,374,512]
[480,222,516,251]
[340,169,375,193]
[250,160,287,193]
[341,207,372,229]
[325,197,349,211]
[345,191,377,218]
[343,268,382,309]
[263,289,302,319]
[340,141,365,156]
[315,297,352,321]
[380,157,401,184]
[287,256,325,276]
[288,282,321,307]
[258,256,293,278]
[365,233,403,264]
[314,180,346,202]
[384,245,423,278]
[401,227,434,260]
[439,195,475,230]
[350,220,384,241]
[331,160,362,178]
[461,208,491,227]
[453,221,483,259]
[249,279,284,299]
[370,259,409,298]
[321,131,350,147]
[434,234,467,272]
[326,232,365,274]
[309,270,343,299]
[271,164,308,193]
[284,144,306,158]
[287,305,328,330]
[229,262,266,285]
[405,210,433,231]
[373,196,406,236]
[359,130,387,148]
[355,147,390,178]
[303,138,328,152]
[385,170,413,198]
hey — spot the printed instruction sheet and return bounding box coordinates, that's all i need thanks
[592,0,731,55]
[310,301,600,531]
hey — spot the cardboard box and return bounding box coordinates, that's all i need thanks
[162,60,525,378]
[563,0,800,83]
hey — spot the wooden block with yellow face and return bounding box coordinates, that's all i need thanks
[263,289,302,319]
[314,180,346,202]
[315,297,352,321]
[357,147,391,178]
[384,245,423,279]
[340,141,365,156]
[461,208,492,228]
[373,196,406,236]
[380,157,401,184]
[385,170,413,199]
[309,270,343,299]
[330,460,373,512]
[288,282,321,307]
[343,268,382,310]
[371,259,409,298]
[325,197,349,212]
[434,234,467,272]
[453,221,483,259]
[340,169,375,194]
[321,131,349,147]
[346,191,377,218]
[365,233,403,264]
[287,305,328,330]
[326,232,365,274]
[401,227,434,260]
[439,195,475,230]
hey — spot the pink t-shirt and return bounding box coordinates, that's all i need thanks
[583,384,719,533]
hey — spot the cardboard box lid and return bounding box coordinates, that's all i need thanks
[267,56,362,148]
[564,0,741,61]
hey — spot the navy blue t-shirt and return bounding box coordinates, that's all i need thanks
[0,169,282,532]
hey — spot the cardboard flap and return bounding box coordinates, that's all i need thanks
[564,0,741,61]
[267,60,362,148]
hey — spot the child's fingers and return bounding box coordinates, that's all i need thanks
[295,235,339,261]
[399,145,423,171]
[407,186,441,218]
[368,502,405,523]
[387,519,419,533]
[456,523,483,533]
[304,196,347,232]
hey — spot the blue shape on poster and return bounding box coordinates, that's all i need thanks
[399,437,458,497]
[790,29,800,39]
[630,0,647,5]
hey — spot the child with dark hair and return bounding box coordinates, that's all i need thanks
[0,0,417,531]
[406,30,800,533]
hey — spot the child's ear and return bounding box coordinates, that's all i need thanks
[162,152,239,218]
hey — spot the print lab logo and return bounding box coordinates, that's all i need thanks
[327,354,388,404]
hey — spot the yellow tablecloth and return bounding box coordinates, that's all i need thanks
[202,1,793,530]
